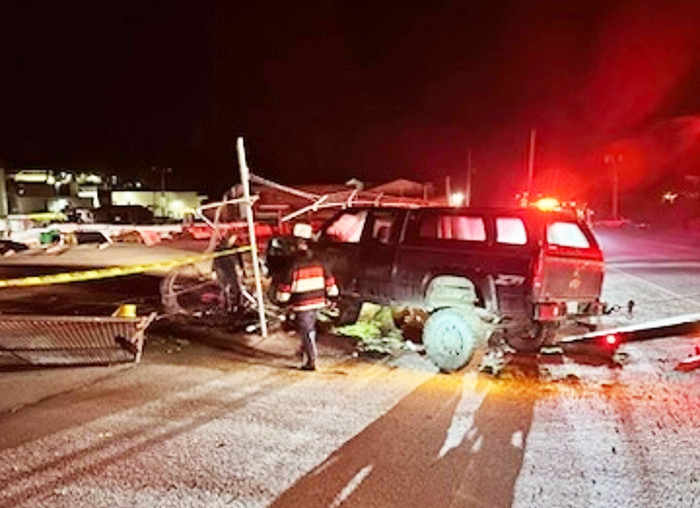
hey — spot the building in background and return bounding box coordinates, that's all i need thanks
[368,178,434,198]
[7,169,104,215]
[2,168,206,221]
[111,190,205,220]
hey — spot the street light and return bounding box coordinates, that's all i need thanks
[604,154,623,221]
[449,191,465,207]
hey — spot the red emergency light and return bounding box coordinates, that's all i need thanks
[533,197,561,212]
[603,334,620,347]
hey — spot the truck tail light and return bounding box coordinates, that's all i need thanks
[536,302,561,320]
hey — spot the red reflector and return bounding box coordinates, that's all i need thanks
[604,334,618,346]
[536,303,560,320]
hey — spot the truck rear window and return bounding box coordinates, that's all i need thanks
[419,214,486,242]
[547,221,590,248]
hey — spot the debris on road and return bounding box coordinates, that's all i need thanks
[334,303,406,356]
[562,312,700,349]
[675,354,700,372]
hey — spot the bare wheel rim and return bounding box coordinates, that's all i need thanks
[162,263,224,315]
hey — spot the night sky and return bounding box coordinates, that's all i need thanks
[3,0,700,204]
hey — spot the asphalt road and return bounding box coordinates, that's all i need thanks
[595,226,700,323]
[1,230,699,508]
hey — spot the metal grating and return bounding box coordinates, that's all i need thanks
[0,314,155,367]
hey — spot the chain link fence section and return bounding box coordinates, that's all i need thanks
[0,314,155,367]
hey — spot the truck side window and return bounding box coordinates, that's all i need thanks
[371,210,400,245]
[324,210,368,243]
[419,213,486,241]
[547,221,590,248]
[496,217,527,245]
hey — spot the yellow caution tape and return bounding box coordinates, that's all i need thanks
[0,246,253,288]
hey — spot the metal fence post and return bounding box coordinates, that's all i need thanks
[236,137,268,338]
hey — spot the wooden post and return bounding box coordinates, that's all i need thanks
[236,137,268,338]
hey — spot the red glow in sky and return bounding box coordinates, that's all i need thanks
[581,1,700,133]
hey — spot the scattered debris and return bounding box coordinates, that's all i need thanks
[540,346,563,356]
[334,303,406,356]
[479,348,508,376]
[675,354,700,372]
[403,341,424,353]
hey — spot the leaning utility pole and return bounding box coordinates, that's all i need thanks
[604,153,623,221]
[526,128,537,199]
[466,150,473,207]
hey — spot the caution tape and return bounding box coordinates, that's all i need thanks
[0,245,253,288]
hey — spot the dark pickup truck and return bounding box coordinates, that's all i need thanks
[272,205,605,370]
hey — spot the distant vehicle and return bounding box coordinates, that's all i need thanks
[93,205,154,225]
[270,206,605,371]
[0,239,29,254]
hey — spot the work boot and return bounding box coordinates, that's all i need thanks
[301,362,316,371]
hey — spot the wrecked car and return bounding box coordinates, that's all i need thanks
[270,205,605,371]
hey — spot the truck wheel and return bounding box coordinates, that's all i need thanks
[423,308,484,372]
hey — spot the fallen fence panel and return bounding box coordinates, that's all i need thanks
[0,314,155,367]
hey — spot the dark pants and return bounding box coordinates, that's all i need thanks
[296,310,318,368]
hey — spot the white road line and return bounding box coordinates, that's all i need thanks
[328,465,374,508]
[511,430,524,449]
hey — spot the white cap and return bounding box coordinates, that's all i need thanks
[293,223,313,240]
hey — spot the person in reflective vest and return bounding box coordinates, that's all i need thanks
[276,223,339,371]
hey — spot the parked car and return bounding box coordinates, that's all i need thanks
[269,205,605,370]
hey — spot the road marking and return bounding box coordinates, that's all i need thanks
[329,465,374,508]
[437,371,489,459]
[511,430,524,449]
